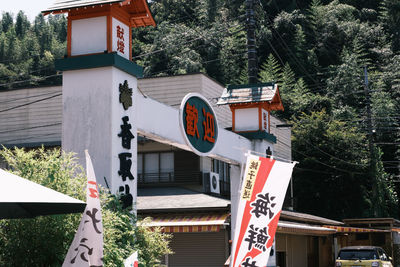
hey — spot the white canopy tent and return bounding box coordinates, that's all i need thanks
[0,168,86,219]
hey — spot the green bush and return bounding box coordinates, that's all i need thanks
[0,147,172,266]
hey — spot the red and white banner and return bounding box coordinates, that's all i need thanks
[231,154,295,267]
[124,251,138,267]
[63,150,103,267]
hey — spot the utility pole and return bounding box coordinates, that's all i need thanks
[246,0,258,84]
[364,66,378,217]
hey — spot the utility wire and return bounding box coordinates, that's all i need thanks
[0,92,62,113]
[0,123,61,135]
[0,91,61,104]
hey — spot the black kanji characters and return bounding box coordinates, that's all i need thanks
[119,80,132,110]
[118,153,134,181]
[85,208,102,234]
[241,257,259,267]
[118,116,135,149]
[244,224,270,252]
[119,184,133,209]
[250,193,276,219]
[71,238,93,264]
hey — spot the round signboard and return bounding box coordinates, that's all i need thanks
[179,93,218,156]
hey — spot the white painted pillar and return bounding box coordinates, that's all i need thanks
[62,65,138,210]
[230,164,242,240]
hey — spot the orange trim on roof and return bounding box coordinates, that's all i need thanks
[142,212,230,233]
[324,225,389,233]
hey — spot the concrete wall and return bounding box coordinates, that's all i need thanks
[138,73,232,129]
[62,66,138,208]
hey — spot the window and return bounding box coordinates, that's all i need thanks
[138,152,174,184]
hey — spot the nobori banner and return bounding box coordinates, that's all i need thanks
[231,155,295,267]
[179,93,218,156]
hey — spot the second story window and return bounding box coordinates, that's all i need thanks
[138,152,174,184]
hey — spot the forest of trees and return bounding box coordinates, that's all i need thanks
[0,0,399,220]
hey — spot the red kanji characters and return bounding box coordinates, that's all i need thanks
[263,112,267,130]
[116,26,124,40]
[117,40,125,54]
[88,181,99,199]
[116,25,125,54]
[203,108,215,143]
[186,103,199,138]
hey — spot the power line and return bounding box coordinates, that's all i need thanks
[133,16,245,60]
[0,92,62,113]
[0,91,61,104]
[277,139,364,174]
[0,74,61,88]
[0,123,61,134]
[302,139,367,167]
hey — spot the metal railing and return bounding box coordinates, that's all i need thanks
[138,171,203,185]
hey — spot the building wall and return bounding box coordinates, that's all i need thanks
[276,233,308,267]
[138,73,232,129]
[0,86,62,146]
[270,116,291,161]
[168,231,229,267]
[0,75,289,161]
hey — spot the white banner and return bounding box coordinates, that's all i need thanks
[231,154,295,267]
[124,251,138,267]
[63,150,104,267]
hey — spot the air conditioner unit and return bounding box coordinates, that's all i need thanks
[203,172,221,195]
[209,172,220,194]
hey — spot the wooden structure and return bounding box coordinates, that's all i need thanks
[217,83,283,142]
[43,0,156,60]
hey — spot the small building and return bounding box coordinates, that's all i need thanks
[328,218,400,266]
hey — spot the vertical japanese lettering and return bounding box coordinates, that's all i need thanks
[116,25,125,54]
[185,102,199,138]
[202,108,215,143]
[118,116,135,149]
[118,153,134,181]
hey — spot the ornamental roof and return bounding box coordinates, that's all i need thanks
[43,0,156,27]
[217,83,284,110]
[43,0,124,12]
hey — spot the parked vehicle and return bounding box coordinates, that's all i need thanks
[335,246,393,267]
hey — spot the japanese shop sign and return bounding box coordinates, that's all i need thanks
[231,154,295,267]
[117,80,136,209]
[179,93,218,156]
[63,150,103,267]
[112,18,129,59]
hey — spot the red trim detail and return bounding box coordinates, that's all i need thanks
[232,157,276,267]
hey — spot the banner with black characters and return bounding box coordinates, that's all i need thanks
[231,154,295,267]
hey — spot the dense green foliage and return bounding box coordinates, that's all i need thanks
[0,0,399,219]
[0,12,65,90]
[0,147,172,266]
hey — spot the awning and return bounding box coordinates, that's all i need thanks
[140,212,230,233]
[277,221,336,235]
[323,225,389,233]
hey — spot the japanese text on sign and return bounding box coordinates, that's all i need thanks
[117,80,135,209]
[241,159,261,200]
[116,25,125,54]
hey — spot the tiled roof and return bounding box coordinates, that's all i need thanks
[217,83,278,105]
[281,210,343,226]
[137,187,230,212]
[43,0,123,13]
